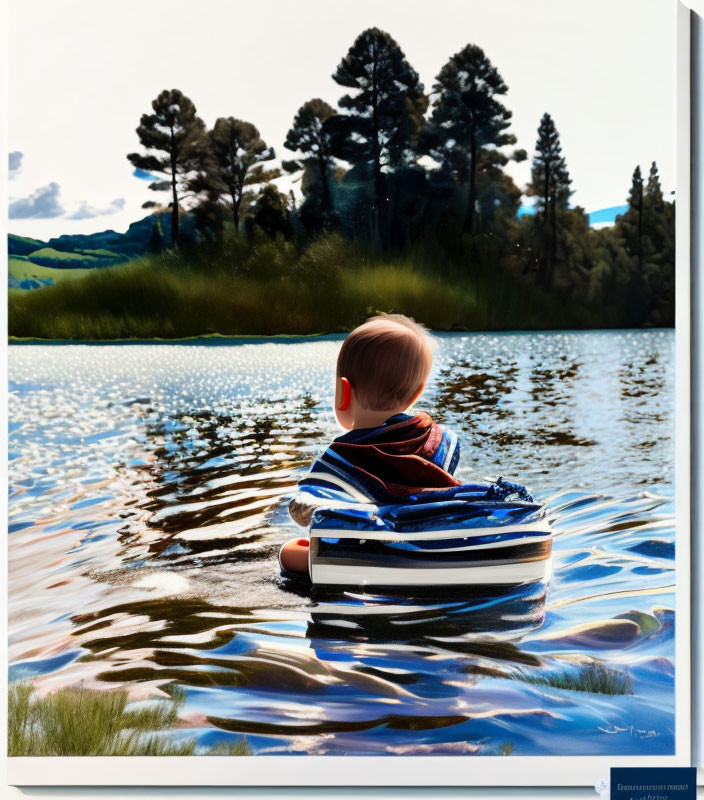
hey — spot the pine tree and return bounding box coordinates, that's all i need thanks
[645,161,664,209]
[615,162,674,326]
[329,28,427,247]
[644,161,666,252]
[195,118,277,231]
[283,99,337,224]
[529,113,572,218]
[527,113,572,287]
[428,44,517,236]
[643,161,673,323]
[622,165,644,267]
[127,89,205,245]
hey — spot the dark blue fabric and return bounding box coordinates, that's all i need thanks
[333,413,415,444]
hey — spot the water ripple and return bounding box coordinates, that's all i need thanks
[8,331,675,755]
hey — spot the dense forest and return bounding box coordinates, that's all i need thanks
[9,28,674,339]
[127,27,674,328]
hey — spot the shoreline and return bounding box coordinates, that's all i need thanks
[7,326,674,345]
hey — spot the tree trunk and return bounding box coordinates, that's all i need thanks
[318,151,332,216]
[637,192,643,272]
[231,177,243,233]
[465,134,477,236]
[549,194,557,289]
[170,128,179,245]
[370,41,385,251]
[171,177,179,245]
[539,163,551,287]
[232,191,241,232]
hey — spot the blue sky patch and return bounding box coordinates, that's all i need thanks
[133,168,159,181]
[518,200,627,227]
[588,204,628,225]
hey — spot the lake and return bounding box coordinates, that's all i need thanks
[8,330,676,756]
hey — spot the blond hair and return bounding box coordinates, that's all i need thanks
[337,314,433,410]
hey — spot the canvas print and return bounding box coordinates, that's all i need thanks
[7,0,680,762]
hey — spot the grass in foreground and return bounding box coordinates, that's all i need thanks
[514,661,633,695]
[8,232,595,339]
[8,682,251,756]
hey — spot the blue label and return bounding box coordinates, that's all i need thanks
[611,768,696,800]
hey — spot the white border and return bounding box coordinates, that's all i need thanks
[0,0,9,791]
[2,754,696,788]
[688,0,703,778]
[675,0,694,779]
[4,0,693,791]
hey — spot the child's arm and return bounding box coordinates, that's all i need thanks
[289,445,376,527]
[289,447,345,527]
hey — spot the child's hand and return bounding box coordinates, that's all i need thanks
[289,495,315,527]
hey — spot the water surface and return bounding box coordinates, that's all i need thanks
[8,330,676,755]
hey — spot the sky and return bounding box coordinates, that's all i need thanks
[7,0,676,241]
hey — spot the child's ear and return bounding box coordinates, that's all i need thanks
[338,377,352,411]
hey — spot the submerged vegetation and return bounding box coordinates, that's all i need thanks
[8,683,250,756]
[514,661,633,696]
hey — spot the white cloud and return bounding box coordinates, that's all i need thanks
[9,182,64,219]
[9,151,23,179]
[9,182,127,222]
[67,197,126,220]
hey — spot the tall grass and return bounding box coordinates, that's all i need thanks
[8,232,595,340]
[8,683,251,756]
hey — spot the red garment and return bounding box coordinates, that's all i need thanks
[329,412,460,500]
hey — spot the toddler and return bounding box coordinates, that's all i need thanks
[281,314,461,575]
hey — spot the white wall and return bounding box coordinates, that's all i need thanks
[691,2,704,773]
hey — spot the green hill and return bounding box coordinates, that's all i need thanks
[8,234,48,257]
[28,247,99,263]
[9,257,92,290]
[7,212,197,292]
[79,248,122,258]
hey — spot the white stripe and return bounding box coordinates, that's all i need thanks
[397,534,553,552]
[305,471,372,502]
[442,429,458,472]
[312,603,447,616]
[311,559,552,587]
[310,522,551,541]
[295,490,376,511]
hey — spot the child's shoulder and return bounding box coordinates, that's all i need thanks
[312,413,461,476]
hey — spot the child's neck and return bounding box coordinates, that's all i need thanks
[352,407,410,430]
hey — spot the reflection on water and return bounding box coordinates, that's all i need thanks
[8,331,675,755]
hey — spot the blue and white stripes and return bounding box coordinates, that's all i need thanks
[299,426,461,505]
[304,481,553,588]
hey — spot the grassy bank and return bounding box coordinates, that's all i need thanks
[8,233,597,340]
[8,682,250,756]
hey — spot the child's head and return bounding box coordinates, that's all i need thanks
[335,314,434,429]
